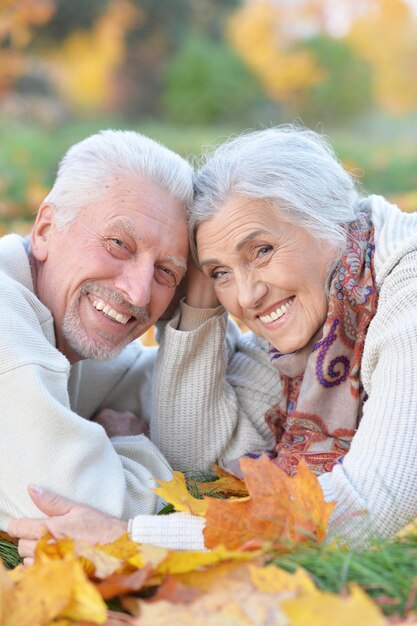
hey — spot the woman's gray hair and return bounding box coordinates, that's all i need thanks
[45,129,194,228]
[191,125,363,262]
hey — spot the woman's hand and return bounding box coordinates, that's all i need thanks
[185,257,220,309]
[92,409,149,438]
[8,485,128,566]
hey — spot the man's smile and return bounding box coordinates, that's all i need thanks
[91,296,132,325]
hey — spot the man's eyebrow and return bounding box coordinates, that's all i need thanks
[106,220,144,240]
[163,255,187,271]
[236,229,270,251]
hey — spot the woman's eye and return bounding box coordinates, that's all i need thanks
[257,245,273,257]
[211,269,228,281]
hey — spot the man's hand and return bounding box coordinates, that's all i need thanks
[92,409,149,438]
[8,485,128,566]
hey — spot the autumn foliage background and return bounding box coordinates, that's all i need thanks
[2,2,417,622]
[1,0,417,239]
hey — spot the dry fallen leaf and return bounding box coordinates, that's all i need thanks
[194,465,249,498]
[281,582,388,626]
[136,578,289,626]
[204,455,334,549]
[153,471,208,516]
[281,458,334,543]
[3,555,107,626]
[94,565,153,600]
[154,543,259,577]
[250,564,317,594]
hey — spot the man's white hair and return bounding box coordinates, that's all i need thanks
[44,129,194,227]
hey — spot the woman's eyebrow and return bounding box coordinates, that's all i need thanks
[236,229,270,251]
[199,257,220,269]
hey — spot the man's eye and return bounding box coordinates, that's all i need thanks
[105,238,131,259]
[111,238,125,248]
[155,266,177,287]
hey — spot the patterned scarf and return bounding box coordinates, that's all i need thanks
[266,211,378,476]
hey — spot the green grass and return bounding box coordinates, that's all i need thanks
[0,539,22,569]
[1,112,417,234]
[271,535,417,617]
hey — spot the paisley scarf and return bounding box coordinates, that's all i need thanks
[266,210,378,476]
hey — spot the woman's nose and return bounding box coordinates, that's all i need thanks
[236,270,268,310]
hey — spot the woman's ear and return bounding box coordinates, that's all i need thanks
[31,203,56,262]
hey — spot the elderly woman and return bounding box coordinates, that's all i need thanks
[10,126,417,556]
[152,125,417,543]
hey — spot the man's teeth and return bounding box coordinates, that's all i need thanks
[93,300,130,324]
[260,298,293,324]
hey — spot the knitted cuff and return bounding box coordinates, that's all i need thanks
[128,512,207,551]
[178,299,225,331]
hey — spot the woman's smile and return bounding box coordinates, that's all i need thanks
[257,296,295,325]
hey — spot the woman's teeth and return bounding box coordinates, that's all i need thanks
[93,299,130,324]
[259,298,294,323]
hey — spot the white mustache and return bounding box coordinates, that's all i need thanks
[80,282,149,323]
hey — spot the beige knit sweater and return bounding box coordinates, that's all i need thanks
[0,234,172,531]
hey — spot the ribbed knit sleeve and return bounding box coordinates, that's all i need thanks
[152,301,279,474]
[320,245,417,544]
[129,512,206,551]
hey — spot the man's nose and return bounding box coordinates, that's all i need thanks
[116,260,154,308]
[236,269,268,310]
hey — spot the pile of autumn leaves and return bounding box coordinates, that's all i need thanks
[1,456,416,626]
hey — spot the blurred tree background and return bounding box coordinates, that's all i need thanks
[1,0,417,235]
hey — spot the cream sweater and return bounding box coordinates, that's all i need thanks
[148,196,417,546]
[0,234,173,531]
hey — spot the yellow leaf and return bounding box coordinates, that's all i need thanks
[155,544,259,577]
[153,471,208,516]
[34,532,75,563]
[281,582,387,626]
[73,539,123,579]
[136,562,294,626]
[4,558,76,626]
[95,532,149,574]
[396,516,417,539]
[59,560,107,623]
[175,560,252,592]
[96,533,142,563]
[137,581,289,626]
[194,465,249,498]
[135,544,168,569]
[250,564,316,594]
[0,561,15,623]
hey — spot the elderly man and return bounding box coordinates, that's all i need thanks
[1,129,194,542]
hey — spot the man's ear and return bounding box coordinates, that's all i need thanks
[31,202,56,262]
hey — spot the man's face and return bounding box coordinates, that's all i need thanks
[31,175,188,362]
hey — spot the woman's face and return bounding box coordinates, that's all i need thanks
[197,195,336,353]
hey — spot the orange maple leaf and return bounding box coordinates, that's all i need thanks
[204,455,334,550]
